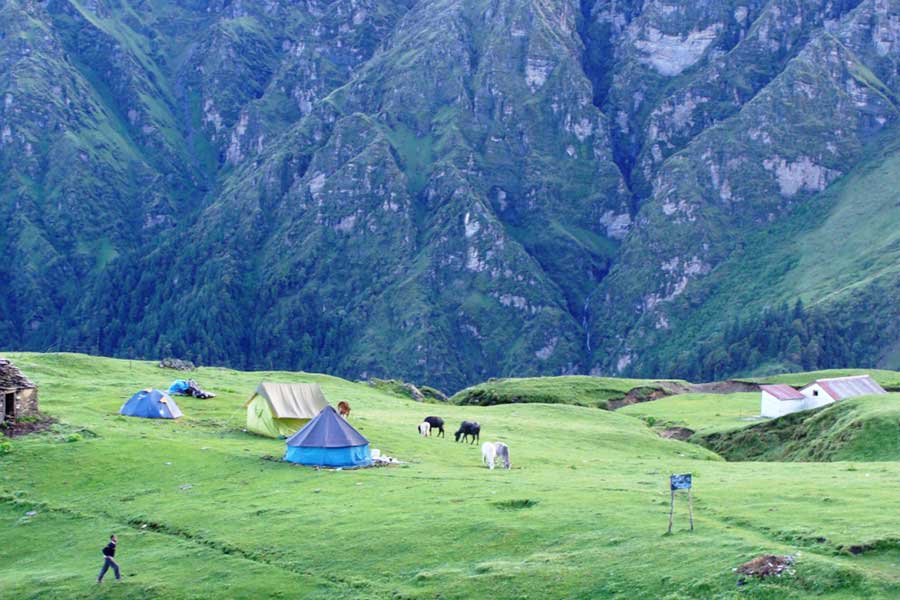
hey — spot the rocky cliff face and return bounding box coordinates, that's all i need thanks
[586,0,900,375]
[3,0,900,390]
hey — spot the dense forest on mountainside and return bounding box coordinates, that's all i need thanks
[3,0,900,390]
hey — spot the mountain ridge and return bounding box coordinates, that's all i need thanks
[3,0,900,391]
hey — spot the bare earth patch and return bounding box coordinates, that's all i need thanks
[659,427,695,441]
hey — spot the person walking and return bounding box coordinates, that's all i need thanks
[97,534,120,583]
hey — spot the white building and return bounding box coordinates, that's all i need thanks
[760,375,887,418]
[799,375,887,406]
[760,384,807,417]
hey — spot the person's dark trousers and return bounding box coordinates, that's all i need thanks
[98,557,120,582]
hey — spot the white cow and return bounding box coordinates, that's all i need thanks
[418,421,431,437]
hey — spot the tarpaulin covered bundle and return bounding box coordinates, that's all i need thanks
[169,379,216,399]
[168,380,191,395]
[284,405,371,467]
[120,389,183,419]
[245,382,329,438]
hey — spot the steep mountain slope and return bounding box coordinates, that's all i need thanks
[625,135,900,380]
[587,0,900,375]
[3,0,900,391]
[69,0,634,388]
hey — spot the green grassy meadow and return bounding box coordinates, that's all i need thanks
[3,354,900,599]
[698,394,900,463]
[618,393,765,436]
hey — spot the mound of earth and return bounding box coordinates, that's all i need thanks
[696,395,900,462]
[736,555,795,578]
[1,415,57,438]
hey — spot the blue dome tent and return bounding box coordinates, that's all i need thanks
[284,406,371,467]
[120,389,183,419]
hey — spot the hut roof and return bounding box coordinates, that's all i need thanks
[0,357,37,391]
[802,375,886,400]
[760,384,805,401]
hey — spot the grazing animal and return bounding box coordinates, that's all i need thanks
[482,442,497,469]
[423,416,445,437]
[418,421,431,437]
[482,442,511,470]
[494,442,511,470]
[454,421,480,444]
[337,401,351,418]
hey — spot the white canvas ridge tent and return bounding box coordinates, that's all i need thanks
[245,382,329,438]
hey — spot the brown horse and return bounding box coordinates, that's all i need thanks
[337,401,351,418]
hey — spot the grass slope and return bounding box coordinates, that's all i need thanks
[450,376,670,409]
[742,369,900,390]
[785,139,900,310]
[697,394,900,463]
[619,393,764,436]
[3,354,900,599]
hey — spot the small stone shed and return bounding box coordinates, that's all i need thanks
[0,357,38,423]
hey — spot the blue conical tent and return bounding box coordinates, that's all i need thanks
[284,406,371,467]
[120,389,183,419]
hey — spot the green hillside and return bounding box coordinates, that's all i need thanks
[747,370,900,390]
[697,394,900,462]
[622,136,900,382]
[4,354,900,598]
[449,376,671,409]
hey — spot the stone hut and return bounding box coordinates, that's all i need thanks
[0,357,38,423]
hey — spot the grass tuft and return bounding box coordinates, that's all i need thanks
[492,499,538,510]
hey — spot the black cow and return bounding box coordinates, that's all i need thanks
[424,416,445,437]
[454,421,480,444]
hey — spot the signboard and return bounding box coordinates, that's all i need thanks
[667,474,694,533]
[670,474,692,490]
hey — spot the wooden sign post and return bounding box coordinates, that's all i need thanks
[667,473,693,534]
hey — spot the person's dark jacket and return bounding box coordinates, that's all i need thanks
[102,541,116,558]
